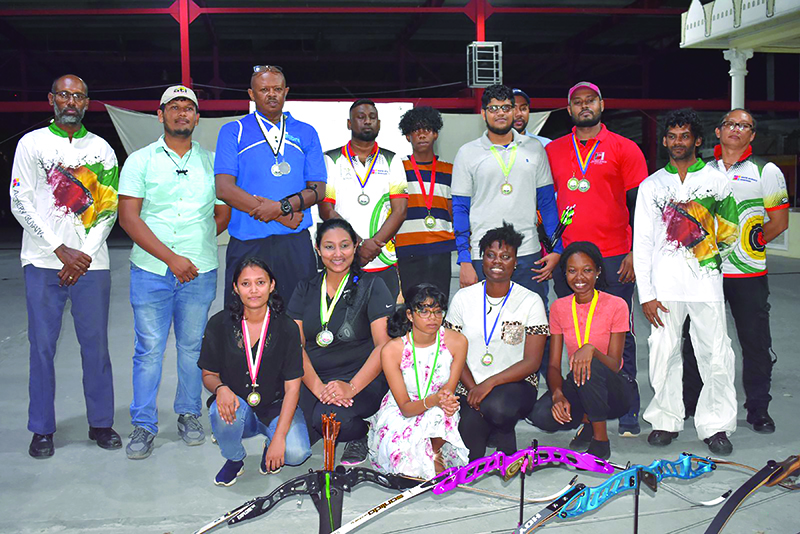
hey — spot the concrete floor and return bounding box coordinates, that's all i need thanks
[1,246,798,534]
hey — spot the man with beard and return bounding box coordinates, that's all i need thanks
[512,88,551,147]
[545,82,648,437]
[452,84,560,303]
[215,66,326,305]
[633,108,739,455]
[118,86,231,459]
[10,74,121,458]
[682,109,789,433]
[319,99,408,299]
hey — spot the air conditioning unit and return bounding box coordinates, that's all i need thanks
[467,41,503,88]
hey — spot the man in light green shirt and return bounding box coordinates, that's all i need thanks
[118,85,230,460]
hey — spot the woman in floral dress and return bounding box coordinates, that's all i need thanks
[368,284,469,478]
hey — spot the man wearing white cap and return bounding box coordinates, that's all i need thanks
[118,85,231,459]
[545,81,648,438]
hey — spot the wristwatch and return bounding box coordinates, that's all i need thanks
[279,198,293,216]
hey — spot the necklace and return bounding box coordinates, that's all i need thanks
[164,146,192,176]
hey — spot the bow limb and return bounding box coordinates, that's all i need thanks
[516,484,588,534]
[227,471,323,525]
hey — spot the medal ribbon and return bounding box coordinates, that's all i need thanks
[571,290,599,348]
[255,112,286,159]
[410,155,437,212]
[344,142,379,189]
[571,134,599,178]
[410,329,441,401]
[489,144,518,178]
[319,272,351,328]
[242,308,271,388]
[483,282,514,352]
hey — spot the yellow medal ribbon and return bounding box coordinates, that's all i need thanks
[571,290,598,348]
[489,144,518,178]
[320,272,351,328]
[344,142,380,189]
[571,134,599,178]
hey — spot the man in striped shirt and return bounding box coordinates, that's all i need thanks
[394,106,456,299]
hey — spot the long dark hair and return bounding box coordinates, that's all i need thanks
[558,241,607,290]
[387,283,448,338]
[228,257,285,323]
[316,218,365,304]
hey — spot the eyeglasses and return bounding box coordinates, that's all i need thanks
[415,308,445,318]
[721,120,753,132]
[253,65,284,74]
[485,104,513,114]
[52,91,88,102]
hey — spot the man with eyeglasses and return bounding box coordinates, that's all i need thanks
[452,83,561,305]
[682,108,789,434]
[10,74,121,458]
[319,98,408,300]
[118,86,231,459]
[545,81,648,438]
[215,65,326,305]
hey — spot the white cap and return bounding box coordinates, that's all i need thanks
[160,85,198,107]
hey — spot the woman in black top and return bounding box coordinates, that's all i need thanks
[199,258,311,487]
[288,218,393,465]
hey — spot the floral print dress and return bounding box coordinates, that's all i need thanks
[368,327,469,478]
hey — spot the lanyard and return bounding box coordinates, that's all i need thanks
[242,308,270,387]
[255,113,286,158]
[319,272,350,328]
[571,290,599,348]
[571,134,599,178]
[489,144,518,179]
[483,282,514,351]
[410,155,437,212]
[410,329,441,401]
[344,142,379,189]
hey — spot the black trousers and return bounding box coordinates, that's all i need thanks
[396,252,452,301]
[530,358,630,432]
[299,377,388,445]
[552,252,639,422]
[371,264,401,302]
[224,230,317,308]
[458,381,537,462]
[683,275,775,413]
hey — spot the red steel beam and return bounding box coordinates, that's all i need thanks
[3,99,800,114]
[178,0,191,87]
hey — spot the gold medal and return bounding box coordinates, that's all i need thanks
[501,182,513,195]
[316,329,334,347]
[424,214,436,230]
[247,390,261,407]
[481,353,494,366]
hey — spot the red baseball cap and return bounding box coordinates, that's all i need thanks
[568,82,602,102]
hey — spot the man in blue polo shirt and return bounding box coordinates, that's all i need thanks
[215,66,327,304]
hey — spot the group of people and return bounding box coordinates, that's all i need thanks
[11,70,788,487]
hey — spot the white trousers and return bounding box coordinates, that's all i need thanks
[643,301,737,441]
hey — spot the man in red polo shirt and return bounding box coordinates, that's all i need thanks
[545,81,648,437]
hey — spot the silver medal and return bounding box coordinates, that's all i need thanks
[578,178,591,193]
[278,161,291,175]
[271,163,282,176]
[500,182,513,195]
[357,193,370,206]
[316,329,334,347]
[424,215,436,230]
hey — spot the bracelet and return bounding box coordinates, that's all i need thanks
[348,382,357,394]
[422,396,430,410]
[214,383,227,394]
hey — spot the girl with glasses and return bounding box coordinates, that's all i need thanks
[368,284,468,477]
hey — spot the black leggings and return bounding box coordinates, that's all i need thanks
[458,381,537,462]
[531,358,630,432]
[299,377,388,445]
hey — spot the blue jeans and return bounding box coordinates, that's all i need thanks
[129,265,217,434]
[24,265,114,435]
[209,397,312,465]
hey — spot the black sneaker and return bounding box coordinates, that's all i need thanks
[746,409,775,434]
[704,432,733,456]
[647,430,679,447]
[586,438,611,461]
[568,423,593,452]
[29,433,54,458]
[340,436,368,466]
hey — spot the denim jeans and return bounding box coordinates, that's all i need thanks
[129,265,217,434]
[209,397,312,465]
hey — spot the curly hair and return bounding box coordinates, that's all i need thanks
[481,84,514,109]
[398,106,444,136]
[478,221,524,257]
[663,108,704,141]
[558,241,607,290]
[227,257,285,323]
[387,283,448,338]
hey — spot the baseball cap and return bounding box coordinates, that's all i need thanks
[160,85,199,107]
[512,88,531,106]
[568,82,602,102]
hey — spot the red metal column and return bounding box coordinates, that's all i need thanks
[180,0,191,86]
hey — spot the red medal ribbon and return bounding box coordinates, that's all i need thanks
[343,142,380,189]
[410,155,437,212]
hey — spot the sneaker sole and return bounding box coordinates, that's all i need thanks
[180,436,206,446]
[618,429,641,438]
[214,467,244,487]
